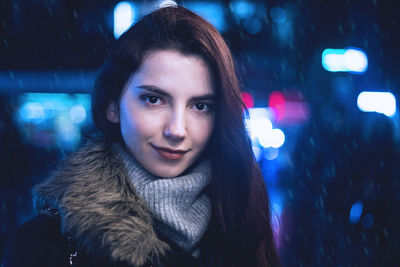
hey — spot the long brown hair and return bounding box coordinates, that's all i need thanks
[92,6,280,266]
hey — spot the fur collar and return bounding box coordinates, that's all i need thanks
[33,140,169,266]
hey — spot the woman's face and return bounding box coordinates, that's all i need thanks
[107,49,215,178]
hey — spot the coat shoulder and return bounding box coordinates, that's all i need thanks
[2,214,69,267]
[29,140,169,266]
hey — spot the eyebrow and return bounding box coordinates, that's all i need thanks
[137,85,215,101]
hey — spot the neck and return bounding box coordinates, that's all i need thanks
[114,143,212,252]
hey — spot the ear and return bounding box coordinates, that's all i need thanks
[106,101,120,123]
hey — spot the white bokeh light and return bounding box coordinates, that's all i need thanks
[322,48,368,73]
[114,2,135,39]
[344,49,368,73]
[159,0,177,8]
[271,128,285,148]
[249,118,273,144]
[357,91,396,117]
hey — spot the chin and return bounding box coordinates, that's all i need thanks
[148,164,186,178]
[133,153,185,178]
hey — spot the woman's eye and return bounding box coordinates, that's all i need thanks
[142,95,162,105]
[193,102,212,112]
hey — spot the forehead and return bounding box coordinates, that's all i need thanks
[127,49,214,96]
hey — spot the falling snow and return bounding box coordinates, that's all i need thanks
[1,0,400,265]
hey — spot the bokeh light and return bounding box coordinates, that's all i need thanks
[70,105,87,124]
[349,201,363,224]
[114,1,136,39]
[322,48,368,73]
[357,91,396,117]
[270,7,287,24]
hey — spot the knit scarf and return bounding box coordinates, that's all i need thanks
[113,144,212,253]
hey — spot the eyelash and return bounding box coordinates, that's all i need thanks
[192,102,213,113]
[140,95,164,106]
[140,94,213,113]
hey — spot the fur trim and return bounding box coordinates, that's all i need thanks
[33,140,169,266]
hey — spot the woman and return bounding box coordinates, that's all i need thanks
[3,5,280,267]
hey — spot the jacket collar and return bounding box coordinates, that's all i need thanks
[33,140,169,266]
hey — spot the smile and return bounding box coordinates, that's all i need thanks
[151,144,189,160]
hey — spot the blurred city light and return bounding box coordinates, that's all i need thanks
[184,2,226,31]
[245,108,285,149]
[251,118,273,145]
[271,201,282,228]
[349,201,363,224]
[0,70,98,93]
[284,2,300,18]
[70,105,87,124]
[244,17,262,34]
[270,7,287,24]
[114,1,136,39]
[270,193,283,244]
[229,0,255,19]
[269,91,285,121]
[56,115,81,149]
[322,48,368,73]
[246,107,274,133]
[357,91,396,117]
[248,107,274,121]
[264,147,280,160]
[252,145,262,161]
[362,213,374,229]
[258,128,285,148]
[241,92,254,108]
[272,200,282,217]
[269,90,310,124]
[19,102,45,123]
[271,129,285,148]
[345,49,368,72]
[159,0,177,8]
[16,93,91,149]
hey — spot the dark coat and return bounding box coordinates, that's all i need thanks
[2,141,208,267]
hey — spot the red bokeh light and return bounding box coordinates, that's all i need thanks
[241,92,254,108]
[269,91,285,121]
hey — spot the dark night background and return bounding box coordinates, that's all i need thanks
[1,0,400,266]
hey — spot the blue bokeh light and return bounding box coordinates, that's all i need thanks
[270,7,287,24]
[349,201,363,224]
[16,93,91,149]
[184,2,226,32]
[252,145,262,161]
[264,147,280,161]
[230,1,256,19]
[70,105,87,124]
[19,102,45,124]
[362,213,374,229]
[244,17,262,34]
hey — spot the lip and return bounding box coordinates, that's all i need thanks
[151,144,189,160]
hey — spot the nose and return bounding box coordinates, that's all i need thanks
[163,108,186,141]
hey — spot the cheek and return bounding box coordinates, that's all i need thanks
[120,107,162,141]
[189,116,214,146]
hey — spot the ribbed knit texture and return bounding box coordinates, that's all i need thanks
[113,144,211,252]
